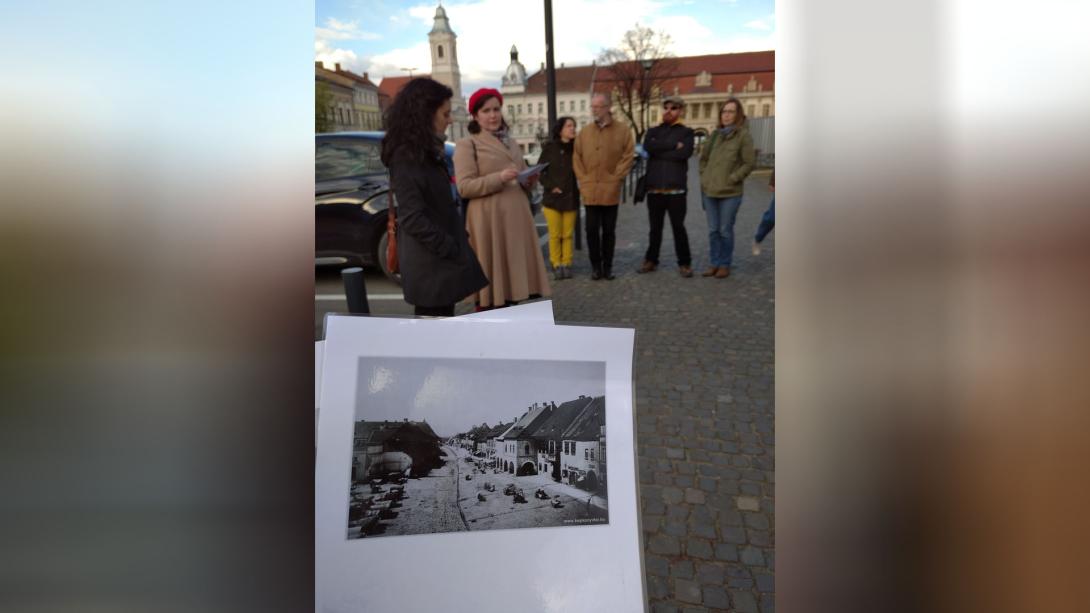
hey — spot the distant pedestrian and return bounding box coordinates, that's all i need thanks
[752,170,774,255]
[637,95,696,277]
[573,93,636,280]
[380,77,488,317]
[454,88,551,310]
[698,97,755,278]
[537,116,579,280]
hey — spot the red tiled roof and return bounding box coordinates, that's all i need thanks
[377,75,429,99]
[524,64,600,95]
[519,51,775,97]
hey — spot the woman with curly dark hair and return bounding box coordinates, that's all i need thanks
[381,78,488,317]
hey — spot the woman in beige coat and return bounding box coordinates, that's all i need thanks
[454,88,551,309]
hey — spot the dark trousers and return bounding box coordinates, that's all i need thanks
[585,204,619,272]
[755,196,775,243]
[644,192,691,266]
[414,304,455,317]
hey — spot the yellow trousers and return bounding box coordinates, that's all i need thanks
[543,207,576,268]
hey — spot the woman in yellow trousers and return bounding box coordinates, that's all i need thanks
[537,117,579,280]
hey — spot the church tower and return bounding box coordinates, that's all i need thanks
[428,3,467,139]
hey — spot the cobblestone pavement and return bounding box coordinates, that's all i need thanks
[550,165,775,613]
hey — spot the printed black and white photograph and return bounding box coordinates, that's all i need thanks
[346,357,607,539]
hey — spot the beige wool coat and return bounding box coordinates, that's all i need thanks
[454,131,551,308]
[573,117,636,205]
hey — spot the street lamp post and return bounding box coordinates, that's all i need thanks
[640,58,654,139]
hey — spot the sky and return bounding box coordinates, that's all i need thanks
[354,357,606,438]
[315,0,775,95]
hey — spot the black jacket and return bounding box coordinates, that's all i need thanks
[642,122,695,191]
[389,147,488,308]
[537,140,579,212]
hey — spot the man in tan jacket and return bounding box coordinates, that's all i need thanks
[574,93,636,280]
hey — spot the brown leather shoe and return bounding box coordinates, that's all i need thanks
[714,266,730,279]
[701,267,718,277]
[637,260,657,274]
[679,265,693,278]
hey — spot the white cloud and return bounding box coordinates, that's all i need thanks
[368,366,394,394]
[315,39,364,73]
[744,19,772,31]
[316,17,380,42]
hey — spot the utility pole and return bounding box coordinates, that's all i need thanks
[544,0,557,130]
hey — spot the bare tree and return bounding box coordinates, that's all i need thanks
[597,24,679,143]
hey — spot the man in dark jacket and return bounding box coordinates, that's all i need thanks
[637,95,696,277]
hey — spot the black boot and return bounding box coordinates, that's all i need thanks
[591,265,603,281]
[603,265,615,280]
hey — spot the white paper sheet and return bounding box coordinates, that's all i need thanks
[316,316,641,613]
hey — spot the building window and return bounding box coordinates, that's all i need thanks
[581,99,586,111]
[584,448,589,460]
[651,109,658,122]
[438,45,444,59]
[590,448,595,460]
[747,105,756,117]
[524,444,529,454]
[704,102,713,119]
[537,102,543,114]
[517,104,522,114]
[508,105,514,116]
[763,103,770,117]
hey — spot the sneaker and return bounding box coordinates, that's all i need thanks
[679,265,693,278]
[715,266,731,279]
[637,260,657,274]
[752,241,762,256]
[701,267,718,277]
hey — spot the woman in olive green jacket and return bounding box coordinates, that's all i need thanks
[698,97,755,278]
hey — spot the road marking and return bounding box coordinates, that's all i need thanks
[315,294,404,301]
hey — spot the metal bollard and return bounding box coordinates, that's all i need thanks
[340,267,370,314]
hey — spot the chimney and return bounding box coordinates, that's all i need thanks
[335,63,342,72]
[315,60,323,69]
[560,62,564,68]
[540,62,545,70]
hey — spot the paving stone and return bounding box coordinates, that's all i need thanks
[760,593,776,613]
[715,543,739,561]
[703,585,730,610]
[648,534,681,556]
[670,560,694,580]
[736,496,761,512]
[722,526,747,544]
[674,579,702,604]
[696,562,725,585]
[732,591,760,613]
[744,512,770,530]
[756,572,774,593]
[741,546,765,567]
[684,488,705,504]
[686,538,714,559]
[661,487,684,505]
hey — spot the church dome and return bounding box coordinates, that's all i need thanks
[501,45,527,87]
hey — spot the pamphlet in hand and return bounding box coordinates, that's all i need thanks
[517,163,548,187]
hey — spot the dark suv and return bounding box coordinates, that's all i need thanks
[315,131,455,282]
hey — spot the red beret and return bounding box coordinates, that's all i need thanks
[468,88,503,115]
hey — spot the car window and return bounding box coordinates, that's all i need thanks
[316,138,385,181]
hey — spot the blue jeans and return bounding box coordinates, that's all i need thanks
[703,194,743,267]
[755,196,775,243]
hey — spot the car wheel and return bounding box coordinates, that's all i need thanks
[375,230,403,286]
